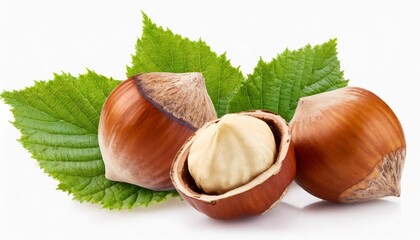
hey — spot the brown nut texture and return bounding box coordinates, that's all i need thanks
[290,86,406,203]
[98,72,217,191]
[171,110,296,220]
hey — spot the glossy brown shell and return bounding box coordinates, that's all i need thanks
[290,87,406,202]
[99,78,194,190]
[98,73,217,191]
[171,111,296,220]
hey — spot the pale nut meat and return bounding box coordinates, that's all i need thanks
[188,114,277,194]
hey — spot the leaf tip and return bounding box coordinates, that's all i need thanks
[328,38,338,49]
[141,11,156,30]
[0,89,15,103]
[141,11,150,23]
[0,90,7,100]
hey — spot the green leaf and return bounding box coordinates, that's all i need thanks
[127,13,244,117]
[227,39,349,122]
[1,71,177,209]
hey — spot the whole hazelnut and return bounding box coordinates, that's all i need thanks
[290,87,406,203]
[98,72,217,191]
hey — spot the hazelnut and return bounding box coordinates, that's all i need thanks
[171,111,296,219]
[98,72,217,190]
[188,114,276,195]
[290,87,406,203]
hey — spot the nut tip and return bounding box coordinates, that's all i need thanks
[338,148,406,203]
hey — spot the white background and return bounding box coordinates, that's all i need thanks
[1,0,419,239]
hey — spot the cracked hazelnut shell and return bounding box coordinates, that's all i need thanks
[171,111,296,220]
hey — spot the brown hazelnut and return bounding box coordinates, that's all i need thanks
[290,87,406,203]
[98,72,217,190]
